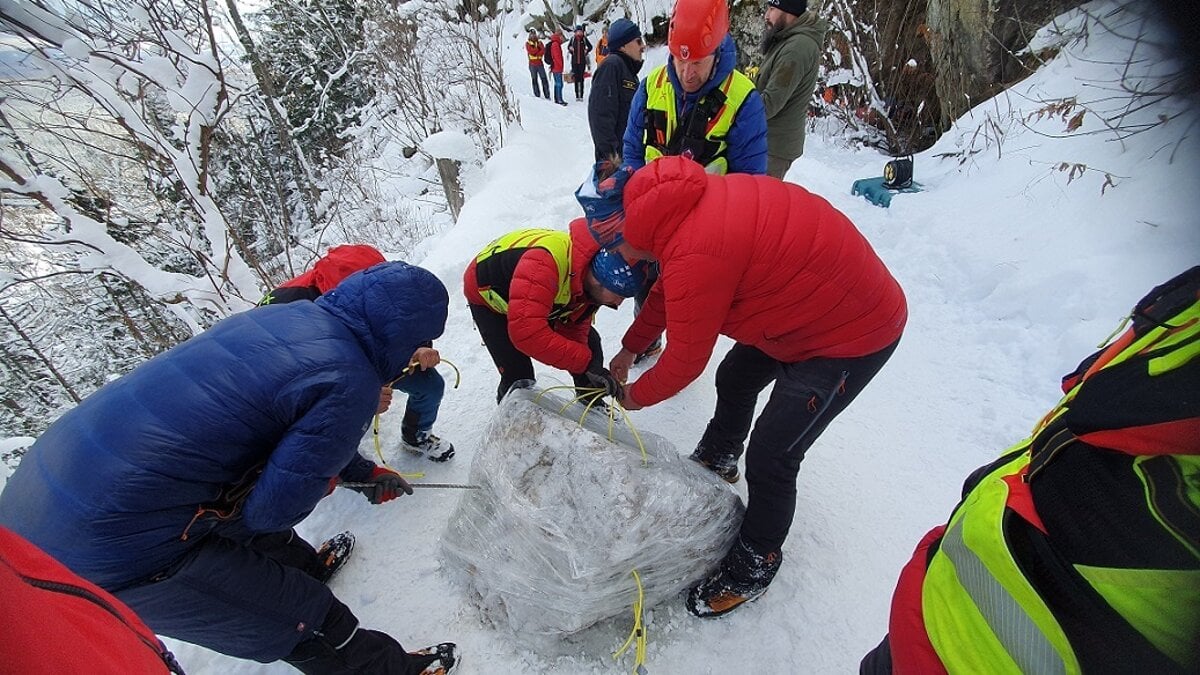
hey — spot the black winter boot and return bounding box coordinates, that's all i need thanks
[689,439,743,483]
[686,537,782,618]
[408,643,459,675]
[313,532,355,584]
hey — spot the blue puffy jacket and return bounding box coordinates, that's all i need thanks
[0,262,448,589]
[621,34,768,175]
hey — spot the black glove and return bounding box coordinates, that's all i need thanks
[584,364,624,400]
[345,467,413,504]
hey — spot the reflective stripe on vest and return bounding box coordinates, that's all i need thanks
[922,450,1079,674]
[642,65,755,175]
[922,292,1200,673]
[473,229,572,315]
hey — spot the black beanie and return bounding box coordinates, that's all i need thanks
[607,18,642,52]
[766,0,807,16]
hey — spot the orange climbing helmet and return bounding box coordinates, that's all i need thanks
[668,0,729,60]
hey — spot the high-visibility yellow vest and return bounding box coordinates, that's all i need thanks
[921,273,1200,673]
[473,229,574,319]
[641,65,755,175]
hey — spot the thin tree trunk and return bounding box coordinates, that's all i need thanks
[0,304,81,403]
[223,0,322,225]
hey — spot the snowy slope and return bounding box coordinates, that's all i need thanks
[19,1,1200,673]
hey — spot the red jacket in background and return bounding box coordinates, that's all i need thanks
[463,219,601,374]
[546,34,565,74]
[621,156,907,407]
[0,526,178,674]
[525,38,546,66]
[279,244,385,294]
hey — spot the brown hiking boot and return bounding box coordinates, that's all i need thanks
[686,538,782,618]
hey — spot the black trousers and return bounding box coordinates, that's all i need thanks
[470,304,602,403]
[701,339,900,554]
[247,529,325,579]
[572,65,586,98]
[632,264,662,351]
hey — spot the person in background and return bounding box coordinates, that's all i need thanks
[610,156,906,619]
[262,244,455,462]
[757,0,829,179]
[621,0,769,366]
[861,267,1200,674]
[568,24,594,102]
[463,220,642,404]
[587,18,644,162]
[525,28,551,100]
[596,21,609,67]
[0,262,459,674]
[545,30,568,106]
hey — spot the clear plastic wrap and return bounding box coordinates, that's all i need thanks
[441,385,744,638]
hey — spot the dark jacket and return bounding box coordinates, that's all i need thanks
[568,33,593,69]
[0,262,448,589]
[757,13,829,160]
[588,51,643,161]
[622,34,768,174]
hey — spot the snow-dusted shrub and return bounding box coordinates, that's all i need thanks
[442,386,743,638]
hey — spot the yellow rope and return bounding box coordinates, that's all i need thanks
[612,569,648,674]
[533,385,648,465]
[396,356,462,388]
[371,413,425,480]
[367,353,460,481]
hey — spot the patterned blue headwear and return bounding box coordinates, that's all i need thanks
[574,161,634,247]
[589,248,648,298]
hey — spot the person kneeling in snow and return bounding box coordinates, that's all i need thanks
[464,219,645,403]
[262,244,455,462]
[608,156,907,618]
[0,262,459,675]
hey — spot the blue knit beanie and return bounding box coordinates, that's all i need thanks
[607,18,641,52]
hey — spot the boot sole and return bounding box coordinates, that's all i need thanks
[687,586,768,619]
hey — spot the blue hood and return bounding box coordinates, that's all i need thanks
[317,261,449,382]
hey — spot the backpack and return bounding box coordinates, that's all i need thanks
[543,41,554,69]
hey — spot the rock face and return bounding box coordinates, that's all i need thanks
[926,0,1083,124]
[441,387,743,640]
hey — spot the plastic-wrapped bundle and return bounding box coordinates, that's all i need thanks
[442,385,743,638]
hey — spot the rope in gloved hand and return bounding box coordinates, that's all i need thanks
[612,569,649,675]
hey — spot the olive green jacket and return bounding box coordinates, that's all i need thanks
[757,13,829,160]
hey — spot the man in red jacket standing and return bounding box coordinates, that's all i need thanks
[525,28,550,100]
[610,156,906,618]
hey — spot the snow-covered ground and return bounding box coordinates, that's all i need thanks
[10,1,1200,673]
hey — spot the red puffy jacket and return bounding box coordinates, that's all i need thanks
[622,156,906,407]
[546,34,565,74]
[0,526,179,674]
[463,219,601,374]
